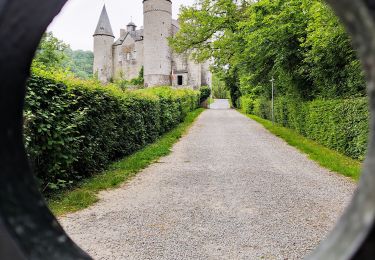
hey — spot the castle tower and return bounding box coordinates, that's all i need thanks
[93,5,114,84]
[143,0,172,87]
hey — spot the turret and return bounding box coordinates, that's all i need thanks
[93,5,114,84]
[143,0,172,87]
[127,22,137,32]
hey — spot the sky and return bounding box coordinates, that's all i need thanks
[48,0,196,51]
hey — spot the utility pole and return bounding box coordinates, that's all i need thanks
[270,77,275,124]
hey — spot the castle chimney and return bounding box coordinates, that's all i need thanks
[120,29,126,37]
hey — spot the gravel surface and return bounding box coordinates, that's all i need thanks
[60,99,357,260]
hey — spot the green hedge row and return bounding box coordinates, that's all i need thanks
[199,86,211,103]
[24,74,199,190]
[240,95,369,160]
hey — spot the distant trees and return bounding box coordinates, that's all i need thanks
[63,49,94,79]
[170,0,365,104]
[212,75,229,99]
[33,32,94,79]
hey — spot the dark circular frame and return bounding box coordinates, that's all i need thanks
[0,0,375,259]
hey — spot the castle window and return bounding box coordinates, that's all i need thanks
[126,53,130,60]
[177,75,183,86]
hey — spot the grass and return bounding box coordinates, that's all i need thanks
[48,108,204,216]
[241,112,362,181]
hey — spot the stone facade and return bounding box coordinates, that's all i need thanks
[93,1,211,89]
[143,0,172,87]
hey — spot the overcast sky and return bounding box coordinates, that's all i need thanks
[48,0,196,51]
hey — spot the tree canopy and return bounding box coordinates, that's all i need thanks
[33,32,94,79]
[34,32,69,68]
[63,49,94,79]
[170,0,365,106]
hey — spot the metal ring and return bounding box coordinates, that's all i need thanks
[0,0,374,259]
[308,0,375,258]
[0,0,91,259]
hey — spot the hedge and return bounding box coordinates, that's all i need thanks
[199,86,211,103]
[240,95,369,160]
[24,73,199,191]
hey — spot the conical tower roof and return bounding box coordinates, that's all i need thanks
[94,5,114,37]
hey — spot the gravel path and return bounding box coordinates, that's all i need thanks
[60,99,356,260]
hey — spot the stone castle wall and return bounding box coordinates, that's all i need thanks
[187,59,202,89]
[94,0,211,88]
[143,0,172,87]
[93,35,114,83]
[113,36,144,81]
[201,60,211,86]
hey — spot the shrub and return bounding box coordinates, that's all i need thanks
[199,86,211,103]
[303,98,369,160]
[130,66,144,86]
[212,76,229,99]
[24,72,199,191]
[240,96,369,160]
[113,67,144,90]
[240,95,254,114]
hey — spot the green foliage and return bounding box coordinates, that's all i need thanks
[24,76,83,190]
[63,49,94,79]
[169,0,247,64]
[33,32,94,79]
[237,0,312,99]
[33,32,69,69]
[212,75,229,99]
[199,86,211,103]
[24,71,199,192]
[114,67,145,89]
[301,1,365,98]
[131,66,144,86]
[138,87,200,133]
[303,99,369,160]
[171,0,365,103]
[224,67,241,108]
[241,95,369,160]
[169,0,247,106]
[174,0,368,162]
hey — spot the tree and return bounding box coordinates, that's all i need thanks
[212,74,229,99]
[171,0,364,103]
[169,0,249,106]
[301,0,365,98]
[33,32,95,79]
[33,32,68,68]
[64,48,94,79]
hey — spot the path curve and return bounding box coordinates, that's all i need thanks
[60,100,356,260]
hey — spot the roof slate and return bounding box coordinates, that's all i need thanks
[113,29,144,46]
[94,5,114,37]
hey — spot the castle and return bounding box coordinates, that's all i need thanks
[93,0,211,89]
